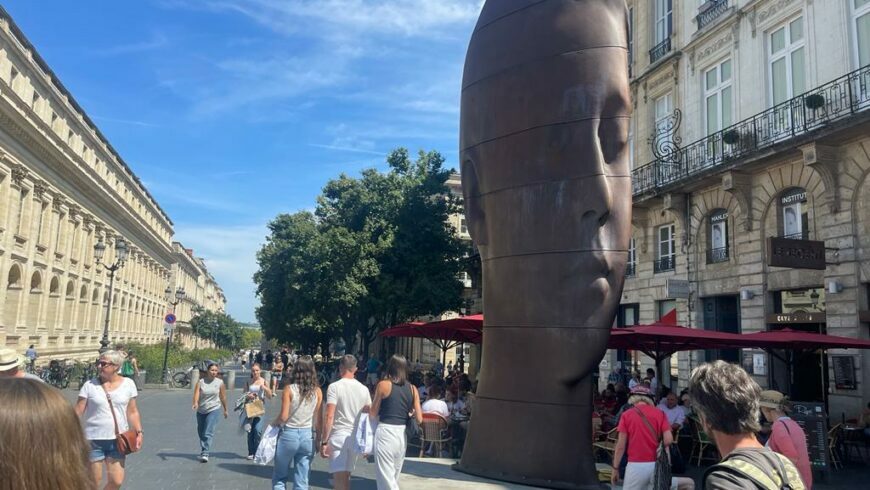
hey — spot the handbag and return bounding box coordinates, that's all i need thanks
[101,383,140,455]
[634,407,671,490]
[245,398,266,418]
[254,425,280,465]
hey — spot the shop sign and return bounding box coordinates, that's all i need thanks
[710,209,728,223]
[765,312,826,323]
[832,355,857,390]
[780,188,807,205]
[666,278,690,299]
[767,237,825,270]
[752,353,767,376]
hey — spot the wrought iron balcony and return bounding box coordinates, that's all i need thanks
[706,246,729,264]
[696,0,729,30]
[649,38,671,64]
[781,230,809,240]
[632,64,870,197]
[625,263,636,278]
[654,256,676,273]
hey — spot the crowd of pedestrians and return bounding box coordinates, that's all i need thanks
[0,343,840,490]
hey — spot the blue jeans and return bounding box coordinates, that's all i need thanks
[247,416,264,456]
[196,409,222,456]
[272,427,314,490]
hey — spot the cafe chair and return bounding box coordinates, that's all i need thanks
[827,423,843,470]
[690,417,718,465]
[593,427,619,463]
[419,413,451,458]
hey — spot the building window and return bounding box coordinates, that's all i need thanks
[654,0,673,44]
[853,0,870,67]
[15,189,29,235]
[626,238,637,277]
[654,92,674,144]
[704,59,733,136]
[36,202,47,245]
[655,224,676,273]
[769,16,806,106]
[780,187,808,239]
[9,66,19,89]
[707,208,729,263]
[657,299,677,321]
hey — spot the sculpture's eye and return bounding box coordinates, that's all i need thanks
[598,118,628,164]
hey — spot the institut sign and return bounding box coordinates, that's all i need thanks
[767,237,826,270]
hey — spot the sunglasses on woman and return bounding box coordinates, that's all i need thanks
[96,361,115,367]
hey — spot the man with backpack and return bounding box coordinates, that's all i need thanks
[689,361,805,490]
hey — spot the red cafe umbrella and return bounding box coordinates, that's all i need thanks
[380,315,483,367]
[739,328,870,351]
[608,322,747,363]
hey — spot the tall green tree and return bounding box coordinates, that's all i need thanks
[189,310,244,350]
[254,148,465,357]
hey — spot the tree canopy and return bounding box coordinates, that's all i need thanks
[189,310,245,350]
[254,148,465,356]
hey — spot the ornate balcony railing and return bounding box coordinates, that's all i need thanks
[696,0,729,30]
[706,246,729,264]
[782,230,809,240]
[649,38,672,64]
[625,263,636,277]
[632,64,870,197]
[654,256,676,273]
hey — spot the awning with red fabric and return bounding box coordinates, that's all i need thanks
[608,323,748,362]
[739,328,870,351]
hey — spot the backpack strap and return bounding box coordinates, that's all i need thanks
[633,406,662,442]
[703,452,799,490]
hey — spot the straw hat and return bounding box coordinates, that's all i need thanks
[0,347,24,372]
[759,390,787,410]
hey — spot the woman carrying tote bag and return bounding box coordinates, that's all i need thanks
[243,363,273,459]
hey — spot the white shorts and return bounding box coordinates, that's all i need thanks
[328,429,360,474]
[622,462,679,490]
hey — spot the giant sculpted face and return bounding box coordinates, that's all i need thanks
[458,1,631,488]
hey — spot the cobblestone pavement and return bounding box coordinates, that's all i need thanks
[59,367,869,490]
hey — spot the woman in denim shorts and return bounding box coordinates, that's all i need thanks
[75,350,143,490]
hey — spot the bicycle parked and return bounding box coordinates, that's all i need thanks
[40,359,72,389]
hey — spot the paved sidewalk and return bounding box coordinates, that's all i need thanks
[59,367,870,489]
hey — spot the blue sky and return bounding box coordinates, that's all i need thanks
[4,0,482,322]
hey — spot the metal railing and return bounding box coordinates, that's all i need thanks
[625,263,636,277]
[696,0,729,30]
[633,64,870,197]
[649,38,672,64]
[781,230,809,240]
[706,246,729,264]
[654,256,676,273]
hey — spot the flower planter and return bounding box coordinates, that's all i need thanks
[805,94,825,110]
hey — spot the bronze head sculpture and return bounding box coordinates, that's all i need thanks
[458,1,631,488]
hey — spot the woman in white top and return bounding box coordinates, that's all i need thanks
[74,350,142,490]
[192,363,228,462]
[244,363,273,459]
[271,356,323,490]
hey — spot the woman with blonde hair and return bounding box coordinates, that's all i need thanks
[75,350,143,490]
[243,363,273,459]
[0,378,94,490]
[271,355,322,490]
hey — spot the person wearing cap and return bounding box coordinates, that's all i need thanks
[0,347,43,381]
[760,390,812,488]
[611,385,695,489]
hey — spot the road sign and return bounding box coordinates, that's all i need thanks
[163,324,173,337]
[164,313,176,324]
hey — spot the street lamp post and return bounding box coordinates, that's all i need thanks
[95,237,129,353]
[161,286,185,383]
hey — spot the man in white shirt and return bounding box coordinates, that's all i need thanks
[320,355,372,490]
[657,392,686,431]
[421,384,450,419]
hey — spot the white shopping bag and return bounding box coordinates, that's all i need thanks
[254,425,280,465]
[354,414,375,455]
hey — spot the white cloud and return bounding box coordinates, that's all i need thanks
[173,223,268,322]
[89,32,170,57]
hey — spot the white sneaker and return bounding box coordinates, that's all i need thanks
[200,455,208,463]
[246,454,254,460]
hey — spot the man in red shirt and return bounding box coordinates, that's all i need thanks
[611,386,695,489]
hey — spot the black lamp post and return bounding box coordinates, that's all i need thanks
[459,298,473,373]
[161,286,185,383]
[95,237,128,353]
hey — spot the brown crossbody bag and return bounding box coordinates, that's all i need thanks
[101,382,140,455]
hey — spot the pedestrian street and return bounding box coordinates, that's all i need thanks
[59,365,537,490]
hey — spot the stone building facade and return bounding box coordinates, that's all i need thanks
[170,242,226,348]
[0,8,225,360]
[601,0,870,419]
